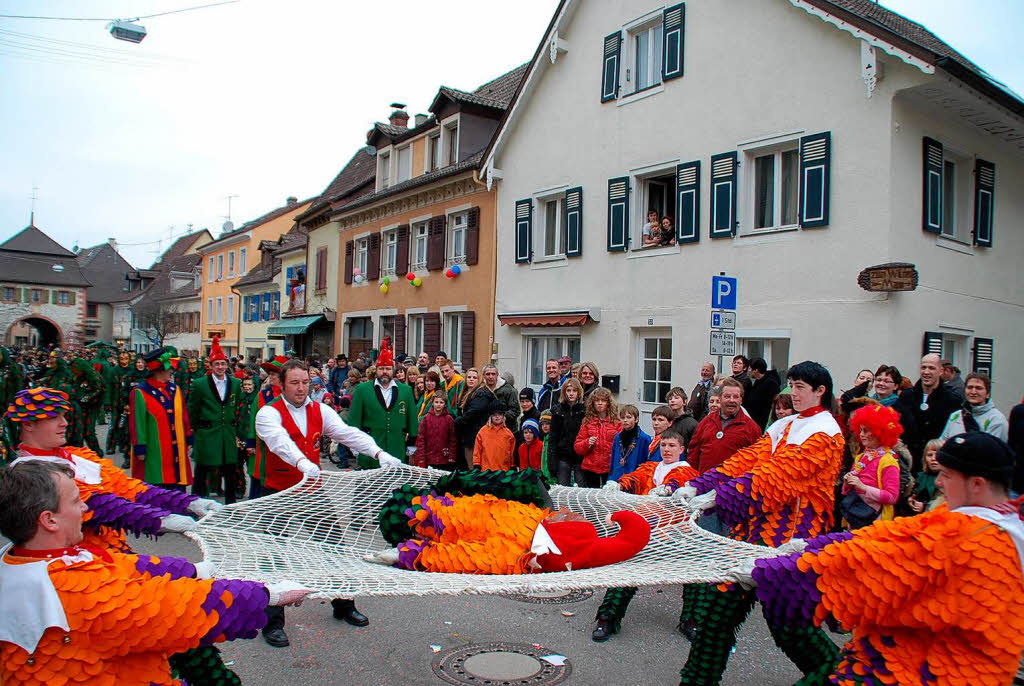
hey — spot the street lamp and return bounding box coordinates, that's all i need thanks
[108,19,147,43]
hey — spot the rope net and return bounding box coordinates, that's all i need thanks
[187,466,775,599]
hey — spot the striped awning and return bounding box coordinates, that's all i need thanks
[266,314,325,338]
[497,312,591,327]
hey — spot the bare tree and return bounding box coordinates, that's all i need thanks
[132,297,189,347]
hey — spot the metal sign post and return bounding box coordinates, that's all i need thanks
[710,273,737,374]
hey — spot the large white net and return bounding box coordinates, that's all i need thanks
[187,466,775,599]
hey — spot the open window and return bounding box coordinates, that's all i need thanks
[624,19,663,95]
[635,170,677,248]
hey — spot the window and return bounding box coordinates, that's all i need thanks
[347,317,374,357]
[207,298,213,321]
[446,124,459,166]
[940,151,971,242]
[396,145,412,183]
[272,291,280,319]
[226,296,234,323]
[428,134,441,172]
[194,269,201,290]
[3,286,16,302]
[740,337,791,379]
[444,313,463,367]
[217,254,224,280]
[448,212,467,265]
[408,315,425,358]
[262,294,271,320]
[239,247,247,275]
[208,257,214,282]
[751,148,799,230]
[626,21,663,94]
[635,170,677,247]
[355,237,369,278]
[228,250,235,277]
[248,296,259,322]
[640,336,672,404]
[57,291,70,305]
[216,297,223,324]
[382,229,398,276]
[380,315,396,346]
[411,221,429,271]
[379,151,391,188]
[31,289,44,303]
[315,247,328,291]
[540,196,567,257]
[526,336,581,387]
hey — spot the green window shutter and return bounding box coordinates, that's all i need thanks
[22,288,29,303]
[600,32,621,102]
[662,3,685,81]
[710,152,738,238]
[675,160,700,243]
[51,290,57,304]
[69,291,76,305]
[564,186,583,257]
[606,177,629,252]
[972,337,993,377]
[922,137,943,234]
[798,131,831,228]
[515,199,533,263]
[973,159,994,247]
[922,331,943,357]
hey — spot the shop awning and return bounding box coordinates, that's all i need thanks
[267,314,325,338]
[497,311,593,327]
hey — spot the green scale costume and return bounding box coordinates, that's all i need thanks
[39,356,82,445]
[105,356,132,455]
[69,358,105,454]
[0,346,25,462]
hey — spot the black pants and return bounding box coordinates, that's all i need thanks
[582,470,607,488]
[192,463,239,504]
[557,459,584,487]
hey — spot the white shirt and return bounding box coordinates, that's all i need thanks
[255,396,383,468]
[212,373,228,401]
[374,379,396,408]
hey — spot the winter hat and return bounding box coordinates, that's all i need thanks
[536,511,651,573]
[376,338,394,367]
[142,348,175,375]
[539,410,553,423]
[937,432,1016,482]
[261,355,289,374]
[521,419,540,437]
[519,387,536,402]
[208,335,227,363]
[6,387,72,422]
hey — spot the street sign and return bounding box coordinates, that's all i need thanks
[711,310,736,330]
[710,330,736,356]
[711,275,737,310]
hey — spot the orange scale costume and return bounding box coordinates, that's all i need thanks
[616,460,698,495]
[0,545,269,686]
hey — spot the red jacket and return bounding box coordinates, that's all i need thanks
[518,439,543,470]
[414,410,458,467]
[574,416,623,474]
[687,410,762,474]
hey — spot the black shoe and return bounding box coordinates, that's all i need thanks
[106,449,115,456]
[591,618,615,642]
[332,600,369,627]
[262,628,289,647]
[677,619,698,643]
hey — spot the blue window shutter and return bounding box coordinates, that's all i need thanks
[675,160,700,243]
[922,137,943,234]
[286,266,294,281]
[242,295,249,322]
[662,3,685,81]
[922,331,943,357]
[798,131,831,228]
[600,32,621,102]
[972,337,993,377]
[710,152,737,238]
[973,159,994,247]
[515,199,533,264]
[607,177,629,252]
[564,186,583,257]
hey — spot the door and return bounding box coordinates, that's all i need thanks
[636,330,673,433]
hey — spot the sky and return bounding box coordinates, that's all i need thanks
[1,0,1021,270]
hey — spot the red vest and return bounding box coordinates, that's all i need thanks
[262,398,323,492]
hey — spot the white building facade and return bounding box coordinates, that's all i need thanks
[485,0,1024,422]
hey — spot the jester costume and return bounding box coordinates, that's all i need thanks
[4,387,242,686]
[378,469,651,575]
[104,352,133,456]
[0,346,25,462]
[679,404,845,686]
[39,355,80,445]
[69,359,104,455]
[129,349,193,488]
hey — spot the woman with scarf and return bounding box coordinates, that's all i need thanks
[939,372,1008,441]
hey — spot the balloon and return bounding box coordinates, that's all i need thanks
[451,264,461,275]
[406,272,415,281]
[382,276,390,285]
[412,277,422,287]
[445,268,453,278]
[379,284,389,294]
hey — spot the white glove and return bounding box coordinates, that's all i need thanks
[159,514,198,533]
[365,547,400,566]
[775,538,808,555]
[602,480,621,492]
[377,451,403,468]
[673,485,698,502]
[649,485,673,497]
[724,558,757,590]
[405,446,417,457]
[266,580,313,607]
[296,458,322,478]
[689,490,717,511]
[193,560,216,579]
[187,498,223,517]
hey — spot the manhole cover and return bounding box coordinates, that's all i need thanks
[432,642,571,685]
[502,589,593,604]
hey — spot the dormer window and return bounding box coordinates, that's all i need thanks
[446,123,459,166]
[379,150,391,188]
[427,133,441,172]
[396,145,412,183]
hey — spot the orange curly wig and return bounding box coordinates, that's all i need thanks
[848,403,903,448]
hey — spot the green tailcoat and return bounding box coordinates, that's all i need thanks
[186,374,242,466]
[347,380,418,469]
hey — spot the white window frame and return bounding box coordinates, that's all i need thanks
[940,147,973,244]
[226,295,234,323]
[355,237,369,277]
[239,247,247,275]
[523,334,581,389]
[407,314,425,357]
[207,298,213,321]
[378,149,391,189]
[629,160,679,250]
[638,332,673,406]
[227,250,235,278]
[447,211,468,266]
[208,257,214,282]
[396,145,412,183]
[535,190,567,259]
[57,291,70,305]
[382,228,398,277]
[739,132,803,235]
[738,335,791,378]
[441,117,459,167]
[217,254,224,280]
[623,16,663,96]
[426,133,441,172]
[411,220,429,271]
[444,312,463,367]
[216,297,223,324]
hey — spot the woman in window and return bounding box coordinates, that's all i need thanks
[641,210,661,246]
[659,216,676,246]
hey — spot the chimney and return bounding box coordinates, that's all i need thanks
[107,237,118,251]
[388,102,409,129]
[286,196,297,206]
[414,113,428,127]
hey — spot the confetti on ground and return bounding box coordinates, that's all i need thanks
[560,611,575,617]
[444,621,452,625]
[430,645,442,653]
[540,655,568,666]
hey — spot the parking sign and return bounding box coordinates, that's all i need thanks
[711,275,737,310]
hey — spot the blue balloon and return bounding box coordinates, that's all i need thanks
[451,264,461,275]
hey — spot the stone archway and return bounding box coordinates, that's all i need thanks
[6,316,63,349]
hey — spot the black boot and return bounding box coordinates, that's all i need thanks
[262,628,289,647]
[332,598,369,626]
[591,617,616,642]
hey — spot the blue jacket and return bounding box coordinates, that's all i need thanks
[609,428,654,482]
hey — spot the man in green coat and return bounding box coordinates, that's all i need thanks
[186,336,243,503]
[347,340,417,470]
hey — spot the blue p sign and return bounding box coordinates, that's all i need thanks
[711,276,737,310]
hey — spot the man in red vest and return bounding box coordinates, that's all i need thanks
[254,358,401,648]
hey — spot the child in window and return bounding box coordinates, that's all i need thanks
[609,404,653,483]
[908,438,944,513]
[574,387,622,488]
[648,405,674,461]
[473,406,516,471]
[518,419,543,471]
[641,209,661,246]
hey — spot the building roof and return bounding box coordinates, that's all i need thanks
[75,242,138,304]
[296,147,378,224]
[138,254,203,306]
[149,229,212,271]
[234,260,279,289]
[0,224,92,287]
[203,197,314,250]
[0,224,77,257]
[432,63,530,111]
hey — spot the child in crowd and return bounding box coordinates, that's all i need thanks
[333,394,353,468]
[909,438,944,513]
[518,388,540,439]
[648,405,674,461]
[574,387,622,488]
[538,410,554,482]
[840,404,903,529]
[518,419,543,471]
[605,430,697,496]
[608,404,653,482]
[473,407,516,471]
[666,386,697,447]
[414,391,458,470]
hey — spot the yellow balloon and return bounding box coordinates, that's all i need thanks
[380,284,389,294]
[412,277,423,287]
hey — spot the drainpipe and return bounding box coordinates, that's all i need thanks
[230,286,243,359]
[470,168,497,362]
